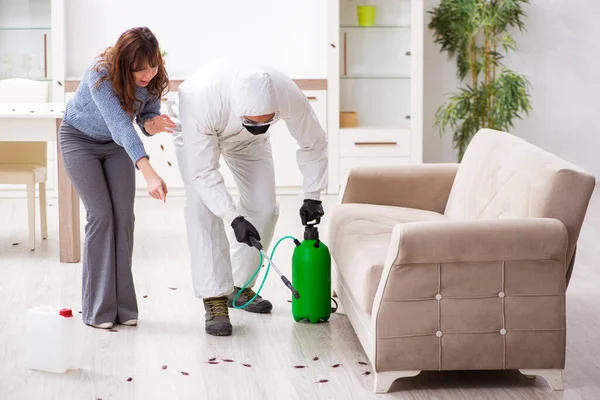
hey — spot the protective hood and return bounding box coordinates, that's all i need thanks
[231,69,279,117]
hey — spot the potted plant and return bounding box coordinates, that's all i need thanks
[429,0,532,160]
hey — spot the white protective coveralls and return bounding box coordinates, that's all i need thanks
[168,59,328,299]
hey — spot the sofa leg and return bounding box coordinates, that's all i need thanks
[519,369,564,391]
[374,371,421,394]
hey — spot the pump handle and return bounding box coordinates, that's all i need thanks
[304,218,320,227]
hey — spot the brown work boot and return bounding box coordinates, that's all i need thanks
[228,287,273,313]
[203,296,232,336]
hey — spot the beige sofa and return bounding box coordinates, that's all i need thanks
[328,129,596,393]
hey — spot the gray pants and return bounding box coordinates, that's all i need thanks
[58,121,137,325]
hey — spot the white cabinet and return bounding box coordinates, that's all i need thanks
[268,90,327,192]
[339,127,410,158]
[0,0,65,102]
[133,119,182,192]
[327,0,424,193]
[134,90,327,194]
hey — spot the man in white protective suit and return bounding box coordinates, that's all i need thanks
[168,59,327,336]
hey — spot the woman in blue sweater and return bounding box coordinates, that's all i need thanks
[59,27,176,329]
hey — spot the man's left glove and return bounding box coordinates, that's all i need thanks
[299,199,324,225]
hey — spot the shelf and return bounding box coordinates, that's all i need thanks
[0,27,51,31]
[341,75,410,80]
[340,25,410,29]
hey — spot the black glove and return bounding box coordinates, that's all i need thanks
[299,199,324,225]
[231,216,261,247]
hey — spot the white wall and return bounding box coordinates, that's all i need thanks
[423,0,600,178]
[65,0,327,79]
[422,0,456,164]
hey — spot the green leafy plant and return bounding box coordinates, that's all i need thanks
[428,0,532,160]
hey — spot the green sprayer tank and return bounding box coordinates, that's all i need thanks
[291,225,332,324]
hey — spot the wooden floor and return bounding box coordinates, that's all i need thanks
[1,189,599,400]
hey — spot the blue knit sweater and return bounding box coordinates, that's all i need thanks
[64,60,161,166]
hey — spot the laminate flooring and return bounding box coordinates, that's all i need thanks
[1,190,599,400]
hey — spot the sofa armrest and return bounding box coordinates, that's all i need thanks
[388,218,568,265]
[340,164,459,214]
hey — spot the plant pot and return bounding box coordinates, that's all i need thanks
[357,6,376,27]
[340,112,358,128]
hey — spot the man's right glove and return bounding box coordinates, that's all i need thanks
[299,199,324,225]
[231,216,261,247]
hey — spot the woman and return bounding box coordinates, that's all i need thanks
[59,27,176,329]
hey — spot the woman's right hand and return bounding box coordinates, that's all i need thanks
[146,173,168,202]
[136,157,168,202]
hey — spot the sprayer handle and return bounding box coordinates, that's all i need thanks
[249,235,263,250]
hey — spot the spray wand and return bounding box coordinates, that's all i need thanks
[249,236,300,300]
[232,235,300,310]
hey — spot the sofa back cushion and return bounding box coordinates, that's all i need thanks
[444,129,595,268]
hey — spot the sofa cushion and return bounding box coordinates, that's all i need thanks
[329,204,447,315]
[445,129,595,270]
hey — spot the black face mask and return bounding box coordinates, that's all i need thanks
[244,124,270,135]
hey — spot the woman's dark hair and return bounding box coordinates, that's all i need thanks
[94,26,169,118]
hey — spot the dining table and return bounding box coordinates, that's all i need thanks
[0,102,80,263]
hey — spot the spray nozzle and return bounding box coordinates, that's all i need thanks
[282,276,300,299]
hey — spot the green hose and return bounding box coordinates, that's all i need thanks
[232,236,297,309]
